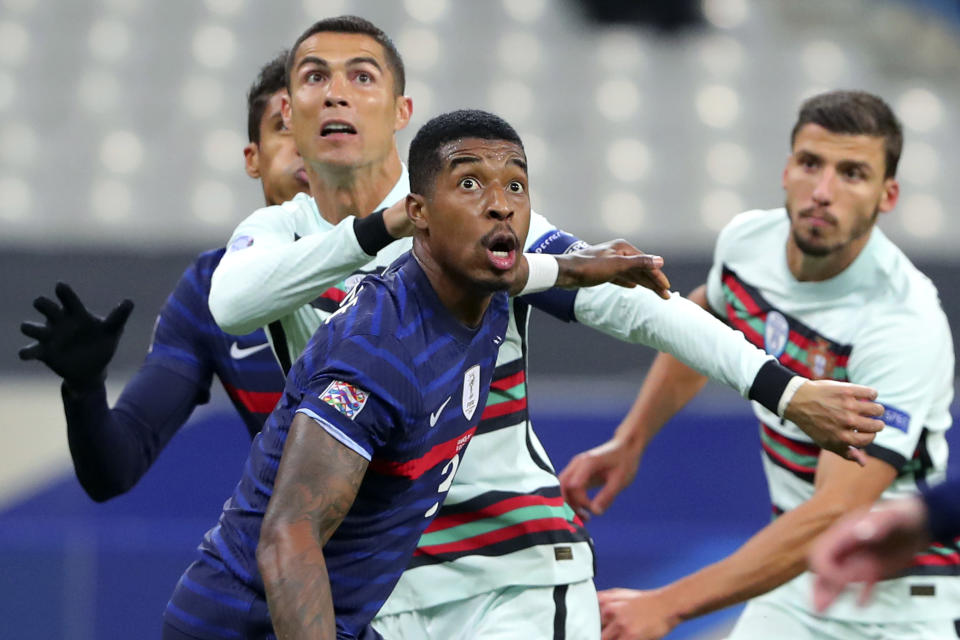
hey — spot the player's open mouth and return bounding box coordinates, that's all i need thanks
[320,120,358,137]
[483,231,518,271]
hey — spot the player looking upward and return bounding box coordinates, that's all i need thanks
[164,108,671,640]
[17,52,306,501]
[208,17,885,639]
[574,90,957,640]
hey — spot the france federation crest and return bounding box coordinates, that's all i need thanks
[462,365,480,420]
[320,380,369,420]
[764,311,789,358]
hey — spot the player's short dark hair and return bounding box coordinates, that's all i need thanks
[790,90,903,178]
[246,50,289,144]
[286,15,405,96]
[408,109,525,197]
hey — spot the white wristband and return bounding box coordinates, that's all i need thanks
[518,253,559,295]
[777,375,807,418]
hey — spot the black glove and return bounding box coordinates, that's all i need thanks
[19,282,134,390]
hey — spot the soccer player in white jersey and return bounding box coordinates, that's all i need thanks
[573,90,957,640]
[209,17,886,638]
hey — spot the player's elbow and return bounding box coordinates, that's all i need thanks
[78,475,128,503]
[257,517,292,585]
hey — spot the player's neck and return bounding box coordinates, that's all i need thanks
[307,152,403,225]
[785,231,871,282]
[413,246,492,329]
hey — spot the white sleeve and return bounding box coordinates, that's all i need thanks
[574,285,774,397]
[849,305,954,470]
[208,206,373,335]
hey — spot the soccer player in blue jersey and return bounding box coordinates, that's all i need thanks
[209,17,884,639]
[17,52,306,500]
[163,109,668,640]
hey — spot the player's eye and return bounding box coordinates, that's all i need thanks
[459,177,480,190]
[305,70,325,84]
[355,71,373,84]
[842,167,864,180]
[507,181,525,194]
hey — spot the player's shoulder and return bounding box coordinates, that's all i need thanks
[861,229,948,332]
[715,208,786,253]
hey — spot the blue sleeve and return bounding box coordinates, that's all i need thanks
[295,335,420,460]
[518,228,585,323]
[62,362,211,502]
[144,257,217,391]
[923,478,960,544]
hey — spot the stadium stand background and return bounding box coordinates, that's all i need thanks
[1,0,957,637]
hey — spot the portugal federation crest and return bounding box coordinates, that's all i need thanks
[462,365,480,420]
[806,337,837,380]
[764,311,789,358]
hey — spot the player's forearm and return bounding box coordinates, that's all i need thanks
[660,497,846,622]
[259,522,337,640]
[575,285,771,398]
[62,364,204,501]
[209,220,380,335]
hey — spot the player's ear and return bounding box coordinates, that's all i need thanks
[281,92,293,131]
[394,95,412,132]
[244,142,261,179]
[406,193,429,231]
[878,177,899,213]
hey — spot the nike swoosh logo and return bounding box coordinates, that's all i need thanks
[429,396,452,427]
[229,342,271,360]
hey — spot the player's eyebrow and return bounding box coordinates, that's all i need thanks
[296,55,383,73]
[448,155,528,173]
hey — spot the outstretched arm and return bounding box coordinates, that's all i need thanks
[598,453,897,640]
[19,282,211,501]
[561,283,883,517]
[810,475,960,611]
[509,239,670,298]
[258,413,368,640]
[210,202,409,335]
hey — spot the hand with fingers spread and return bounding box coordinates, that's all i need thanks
[809,499,930,613]
[783,380,885,465]
[19,282,134,390]
[559,437,642,521]
[556,239,671,299]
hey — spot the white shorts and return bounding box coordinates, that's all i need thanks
[372,579,600,640]
[727,596,960,640]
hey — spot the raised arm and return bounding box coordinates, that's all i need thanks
[19,282,212,501]
[258,413,368,640]
[209,201,409,335]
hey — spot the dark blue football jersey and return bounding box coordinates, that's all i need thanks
[146,248,284,436]
[166,251,509,640]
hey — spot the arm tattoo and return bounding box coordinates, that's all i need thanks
[259,413,368,640]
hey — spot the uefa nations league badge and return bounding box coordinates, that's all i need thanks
[764,311,789,358]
